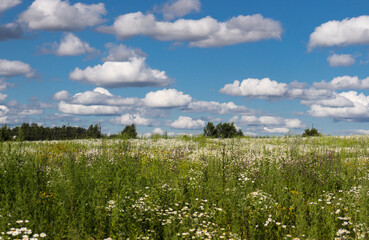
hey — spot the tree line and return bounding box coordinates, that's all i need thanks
[0,123,102,141]
[203,122,243,138]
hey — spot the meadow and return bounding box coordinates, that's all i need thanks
[0,135,369,239]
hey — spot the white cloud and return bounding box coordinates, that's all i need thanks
[0,105,9,115]
[170,116,205,129]
[284,119,305,128]
[301,94,354,107]
[58,101,122,115]
[53,90,71,101]
[56,33,99,56]
[152,127,165,135]
[0,59,34,78]
[19,109,43,115]
[0,23,23,41]
[0,93,7,101]
[70,87,140,106]
[191,15,282,47]
[18,0,106,31]
[313,76,369,90]
[308,15,369,50]
[327,54,355,67]
[220,78,288,98]
[112,113,151,126]
[69,57,172,88]
[186,101,251,114]
[348,129,369,135]
[102,43,146,62]
[97,12,282,47]
[286,87,333,100]
[307,91,369,121]
[220,78,337,101]
[231,115,304,129]
[0,0,21,13]
[161,0,201,20]
[144,88,192,108]
[0,105,9,124]
[263,127,289,134]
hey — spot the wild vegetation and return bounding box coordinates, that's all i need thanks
[0,123,102,141]
[203,122,243,138]
[0,135,369,239]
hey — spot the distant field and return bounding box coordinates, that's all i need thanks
[1,136,369,239]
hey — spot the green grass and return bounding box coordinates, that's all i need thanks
[0,136,369,239]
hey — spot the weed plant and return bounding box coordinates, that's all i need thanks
[0,136,368,239]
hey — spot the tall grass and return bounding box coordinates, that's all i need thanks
[0,136,368,239]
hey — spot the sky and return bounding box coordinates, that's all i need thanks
[1,0,369,136]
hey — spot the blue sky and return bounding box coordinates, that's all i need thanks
[1,0,369,136]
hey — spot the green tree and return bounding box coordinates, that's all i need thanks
[302,127,321,137]
[203,122,242,138]
[203,122,217,137]
[121,124,138,139]
[17,127,25,142]
[216,122,238,138]
[87,124,102,139]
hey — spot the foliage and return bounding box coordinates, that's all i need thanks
[121,124,138,139]
[1,136,369,239]
[203,122,217,137]
[203,122,243,138]
[302,127,322,137]
[0,123,103,141]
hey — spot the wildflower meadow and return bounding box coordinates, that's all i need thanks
[1,135,369,239]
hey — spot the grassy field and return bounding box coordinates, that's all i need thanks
[0,136,369,239]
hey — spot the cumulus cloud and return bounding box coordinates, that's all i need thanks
[160,0,201,20]
[70,57,172,88]
[0,59,34,78]
[144,88,192,108]
[58,101,122,115]
[287,87,334,100]
[0,78,11,91]
[301,94,354,108]
[97,12,282,47]
[170,116,205,129]
[0,105,9,115]
[347,129,369,135]
[186,101,252,114]
[112,113,152,126]
[55,33,99,56]
[219,78,288,98]
[308,15,369,50]
[0,0,21,13]
[0,93,7,101]
[263,127,289,134]
[327,54,355,67]
[102,43,146,62]
[0,23,24,41]
[70,87,139,106]
[142,128,182,138]
[313,76,369,90]
[19,109,43,116]
[152,127,165,135]
[231,115,304,129]
[18,0,106,31]
[53,90,71,101]
[307,91,369,121]
[220,78,334,101]
[0,105,9,124]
